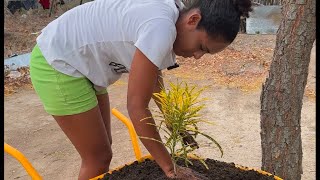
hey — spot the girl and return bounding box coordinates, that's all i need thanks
[30,0,252,179]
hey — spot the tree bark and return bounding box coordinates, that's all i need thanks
[260,0,315,180]
[239,17,246,33]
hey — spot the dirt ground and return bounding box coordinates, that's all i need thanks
[4,42,316,180]
[4,3,315,180]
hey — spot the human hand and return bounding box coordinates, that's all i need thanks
[165,165,208,180]
[165,124,199,149]
[181,131,199,149]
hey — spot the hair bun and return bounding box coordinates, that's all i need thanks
[233,0,253,18]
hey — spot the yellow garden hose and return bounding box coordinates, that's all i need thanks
[4,143,42,180]
[111,108,142,161]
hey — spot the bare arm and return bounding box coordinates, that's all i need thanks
[152,71,165,112]
[127,49,173,175]
[151,70,199,149]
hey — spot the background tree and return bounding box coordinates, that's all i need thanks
[260,0,315,180]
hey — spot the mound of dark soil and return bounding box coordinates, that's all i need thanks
[101,158,276,180]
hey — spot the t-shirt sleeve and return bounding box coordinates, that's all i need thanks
[134,18,177,68]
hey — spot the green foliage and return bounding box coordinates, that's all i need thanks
[141,80,223,173]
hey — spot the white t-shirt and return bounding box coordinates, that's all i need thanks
[37,0,184,91]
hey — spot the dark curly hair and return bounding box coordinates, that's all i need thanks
[182,0,253,43]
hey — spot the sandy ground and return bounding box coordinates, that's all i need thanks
[4,2,315,179]
[4,42,315,180]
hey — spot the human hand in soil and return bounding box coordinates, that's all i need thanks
[165,165,208,180]
[165,124,199,149]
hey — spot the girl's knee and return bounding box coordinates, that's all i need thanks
[109,137,112,146]
[103,150,113,164]
[82,149,113,166]
[79,152,112,180]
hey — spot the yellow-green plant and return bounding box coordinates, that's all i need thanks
[141,80,223,173]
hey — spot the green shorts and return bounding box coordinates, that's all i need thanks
[30,44,108,116]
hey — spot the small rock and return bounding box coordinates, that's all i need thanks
[4,69,11,77]
[7,71,22,78]
[27,10,33,15]
[21,14,27,18]
[9,54,18,58]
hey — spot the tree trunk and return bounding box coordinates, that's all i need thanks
[239,17,246,33]
[260,0,315,180]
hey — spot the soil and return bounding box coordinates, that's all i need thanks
[101,158,275,180]
[4,67,32,95]
[4,2,316,180]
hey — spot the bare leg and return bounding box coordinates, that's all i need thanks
[96,93,112,145]
[53,106,112,180]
